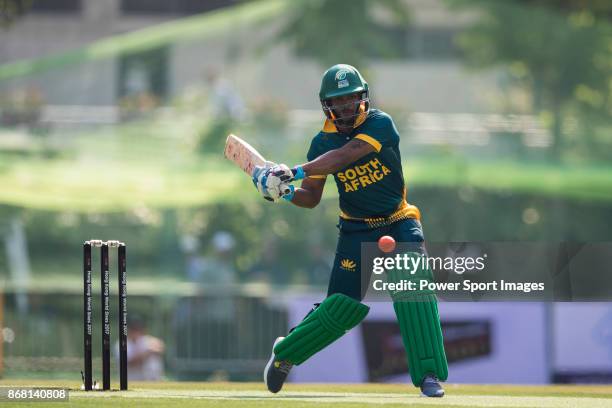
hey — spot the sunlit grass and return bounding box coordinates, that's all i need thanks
[1,118,612,212]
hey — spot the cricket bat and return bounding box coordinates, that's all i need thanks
[224,134,291,194]
[224,134,268,176]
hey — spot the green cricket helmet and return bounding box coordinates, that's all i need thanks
[319,64,370,130]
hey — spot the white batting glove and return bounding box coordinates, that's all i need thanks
[265,182,293,202]
[262,164,293,191]
[252,164,292,202]
[252,162,276,195]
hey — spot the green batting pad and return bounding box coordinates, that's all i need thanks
[273,293,369,365]
[387,252,448,386]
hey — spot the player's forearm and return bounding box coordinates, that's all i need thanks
[287,188,320,208]
[301,148,353,176]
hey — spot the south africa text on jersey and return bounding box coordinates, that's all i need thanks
[337,157,391,192]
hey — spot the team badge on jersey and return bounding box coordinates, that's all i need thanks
[340,259,357,272]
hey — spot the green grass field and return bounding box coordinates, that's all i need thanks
[1,380,612,408]
[3,139,612,212]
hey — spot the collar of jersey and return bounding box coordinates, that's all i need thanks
[321,118,361,134]
[322,119,339,133]
[322,111,369,134]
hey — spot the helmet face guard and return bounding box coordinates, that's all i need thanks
[321,91,370,129]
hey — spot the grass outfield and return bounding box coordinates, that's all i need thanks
[3,150,612,211]
[2,116,612,211]
[1,380,612,408]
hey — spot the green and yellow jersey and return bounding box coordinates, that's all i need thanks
[307,109,420,228]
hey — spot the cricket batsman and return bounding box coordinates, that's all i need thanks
[252,64,448,397]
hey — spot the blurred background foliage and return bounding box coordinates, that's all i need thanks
[276,0,411,68]
[451,0,612,162]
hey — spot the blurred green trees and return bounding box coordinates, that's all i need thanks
[5,185,612,287]
[452,0,612,161]
[276,0,410,68]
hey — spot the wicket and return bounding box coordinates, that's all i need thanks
[82,240,128,391]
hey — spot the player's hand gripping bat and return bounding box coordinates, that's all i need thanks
[224,134,291,196]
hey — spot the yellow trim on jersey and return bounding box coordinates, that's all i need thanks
[339,188,421,228]
[354,133,382,152]
[340,201,421,228]
[323,119,338,133]
[308,175,327,179]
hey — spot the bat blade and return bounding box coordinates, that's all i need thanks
[224,134,266,176]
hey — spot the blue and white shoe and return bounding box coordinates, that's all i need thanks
[420,375,444,397]
[264,337,293,393]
